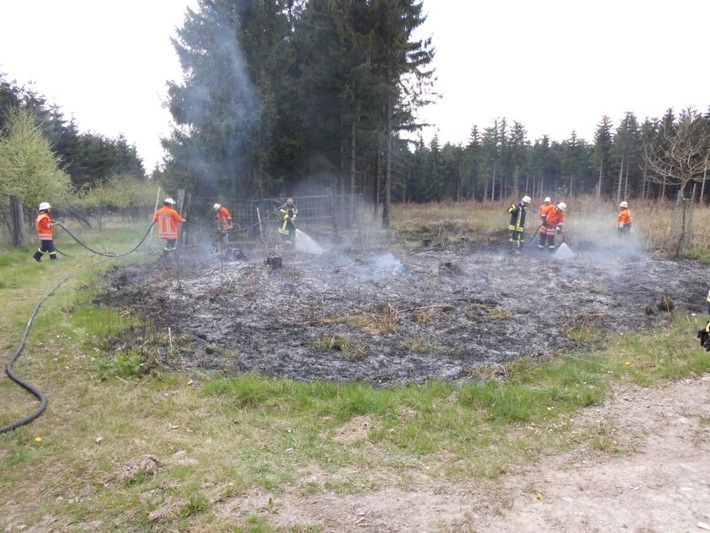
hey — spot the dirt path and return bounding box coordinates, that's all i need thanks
[480,375,710,532]
[217,375,710,532]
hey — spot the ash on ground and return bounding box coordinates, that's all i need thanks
[100,238,708,386]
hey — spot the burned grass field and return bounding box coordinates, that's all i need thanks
[99,237,709,385]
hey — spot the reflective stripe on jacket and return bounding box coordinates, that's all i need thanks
[153,206,185,240]
[507,203,527,232]
[36,212,53,240]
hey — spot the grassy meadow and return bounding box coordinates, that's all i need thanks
[1,200,710,532]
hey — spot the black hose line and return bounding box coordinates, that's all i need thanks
[55,222,155,257]
[526,224,544,244]
[186,207,281,235]
[1,275,72,434]
[2,223,157,434]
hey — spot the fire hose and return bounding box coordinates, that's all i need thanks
[185,207,281,235]
[526,223,544,244]
[1,275,72,434]
[55,222,155,257]
[525,223,565,246]
[2,224,159,433]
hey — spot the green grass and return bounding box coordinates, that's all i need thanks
[2,213,710,531]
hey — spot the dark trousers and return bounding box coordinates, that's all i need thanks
[510,230,524,248]
[35,240,57,261]
[539,234,555,247]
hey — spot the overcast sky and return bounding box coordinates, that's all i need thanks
[1,1,709,171]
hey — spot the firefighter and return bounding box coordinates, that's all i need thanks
[507,195,531,251]
[617,201,632,236]
[213,203,234,231]
[538,202,566,251]
[698,322,710,351]
[33,202,57,261]
[698,291,710,350]
[153,198,185,254]
[539,197,554,225]
[213,203,234,244]
[278,197,298,244]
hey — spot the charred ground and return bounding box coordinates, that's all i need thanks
[98,236,709,385]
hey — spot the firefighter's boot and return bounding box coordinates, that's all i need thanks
[33,250,43,262]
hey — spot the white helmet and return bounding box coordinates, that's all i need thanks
[38,202,52,211]
[213,203,221,211]
[620,201,628,208]
[557,202,567,212]
[544,197,551,203]
[521,195,531,204]
[164,198,176,205]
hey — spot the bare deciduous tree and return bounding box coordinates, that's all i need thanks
[643,107,709,198]
[643,107,710,255]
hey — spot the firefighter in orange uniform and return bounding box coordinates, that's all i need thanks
[153,198,185,254]
[33,202,57,261]
[538,202,566,251]
[539,197,554,225]
[213,204,234,231]
[213,203,234,243]
[617,201,632,236]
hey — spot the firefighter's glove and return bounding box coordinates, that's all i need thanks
[556,226,563,234]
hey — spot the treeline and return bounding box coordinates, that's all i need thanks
[4,0,708,224]
[161,0,710,222]
[402,109,710,203]
[0,72,146,190]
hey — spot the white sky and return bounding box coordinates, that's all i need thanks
[1,1,709,170]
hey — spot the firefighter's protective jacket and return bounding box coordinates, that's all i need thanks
[539,203,554,222]
[540,209,565,236]
[618,208,632,226]
[216,206,233,229]
[36,211,53,241]
[153,205,185,240]
[507,202,527,232]
[279,203,298,233]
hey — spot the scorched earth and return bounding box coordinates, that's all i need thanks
[100,238,708,384]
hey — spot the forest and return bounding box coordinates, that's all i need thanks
[2,0,710,227]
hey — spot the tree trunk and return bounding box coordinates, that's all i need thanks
[382,96,393,228]
[701,159,708,204]
[491,164,497,202]
[350,119,356,226]
[616,154,624,202]
[596,160,604,199]
[10,196,27,247]
[623,160,629,199]
[374,145,381,219]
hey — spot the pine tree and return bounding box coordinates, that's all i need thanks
[593,116,614,198]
